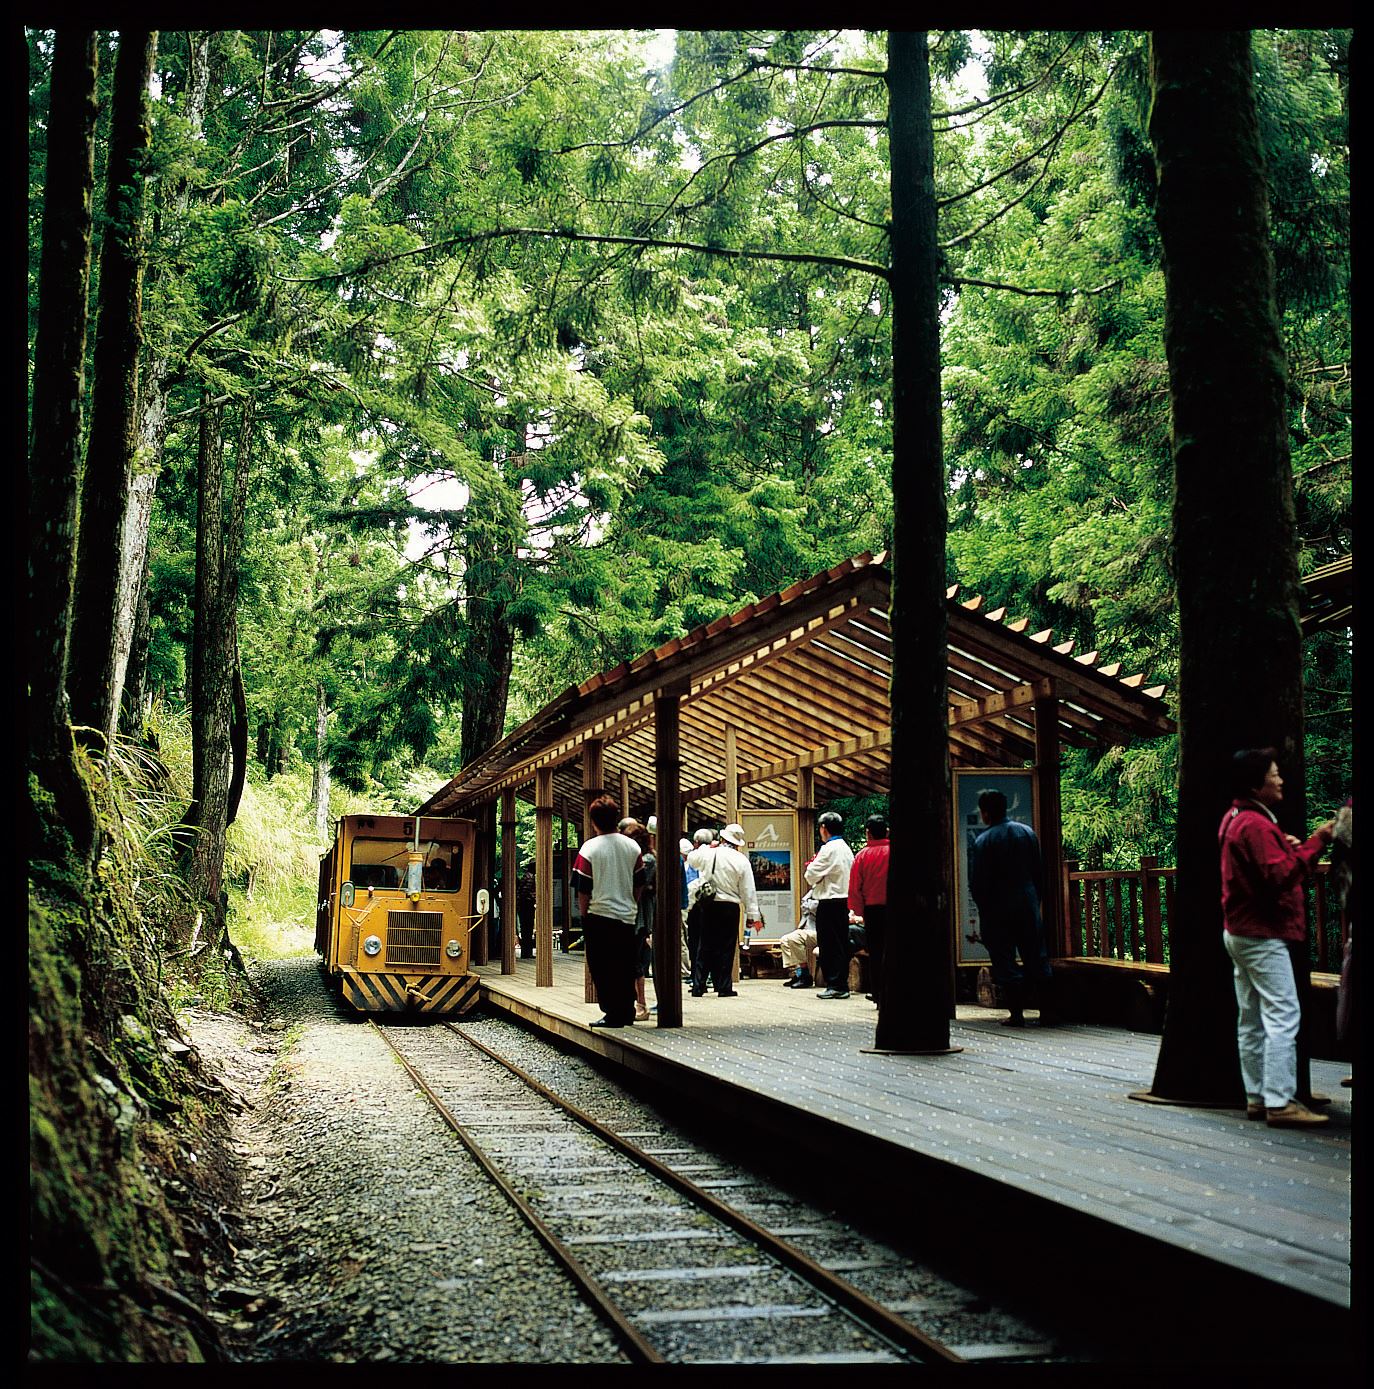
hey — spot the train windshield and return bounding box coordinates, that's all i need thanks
[348,838,463,892]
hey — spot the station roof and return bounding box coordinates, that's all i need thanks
[1300,554,1354,636]
[416,551,1175,822]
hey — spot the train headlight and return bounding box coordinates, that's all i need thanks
[445,939,463,960]
[363,935,382,957]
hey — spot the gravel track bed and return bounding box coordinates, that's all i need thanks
[387,1022,904,1363]
[453,1010,1084,1363]
[182,956,1083,1363]
[184,958,622,1364]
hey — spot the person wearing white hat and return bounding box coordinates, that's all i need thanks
[686,822,763,996]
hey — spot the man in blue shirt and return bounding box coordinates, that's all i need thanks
[968,788,1056,1027]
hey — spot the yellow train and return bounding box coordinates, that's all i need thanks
[316,813,489,1015]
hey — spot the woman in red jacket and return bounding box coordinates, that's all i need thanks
[1220,747,1335,1128]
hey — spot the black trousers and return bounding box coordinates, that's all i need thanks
[686,903,704,978]
[583,912,637,1023]
[863,904,888,998]
[816,897,851,990]
[693,900,739,993]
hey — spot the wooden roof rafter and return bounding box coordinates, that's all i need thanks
[417,552,1175,820]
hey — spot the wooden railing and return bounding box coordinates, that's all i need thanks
[1062,857,1348,972]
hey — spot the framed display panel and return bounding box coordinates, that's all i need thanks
[952,768,1039,967]
[740,809,799,942]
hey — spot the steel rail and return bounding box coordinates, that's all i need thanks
[368,1020,664,1365]
[445,1021,965,1366]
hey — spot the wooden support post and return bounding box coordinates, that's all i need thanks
[535,767,554,987]
[724,725,739,826]
[620,768,631,818]
[796,766,815,866]
[654,690,684,1027]
[560,807,572,949]
[582,741,604,1003]
[1034,694,1066,957]
[469,802,491,965]
[501,788,517,974]
[724,725,742,982]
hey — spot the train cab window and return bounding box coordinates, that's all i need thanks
[347,840,408,889]
[422,845,463,892]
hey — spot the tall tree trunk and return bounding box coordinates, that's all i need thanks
[1144,32,1304,1103]
[312,682,331,840]
[459,519,517,769]
[183,395,252,940]
[120,552,153,735]
[27,30,101,860]
[117,32,214,738]
[67,30,158,751]
[29,30,98,750]
[875,31,954,1053]
[183,403,232,922]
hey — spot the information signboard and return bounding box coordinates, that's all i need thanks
[740,809,799,943]
[952,769,1038,967]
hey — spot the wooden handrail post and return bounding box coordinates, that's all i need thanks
[1063,860,1080,956]
[1140,854,1164,964]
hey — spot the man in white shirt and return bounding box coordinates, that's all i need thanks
[805,811,856,998]
[571,793,645,1027]
[686,823,762,996]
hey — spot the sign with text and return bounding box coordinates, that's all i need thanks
[740,809,799,943]
[952,769,1038,967]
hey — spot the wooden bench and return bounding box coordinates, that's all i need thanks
[1053,955,1343,1049]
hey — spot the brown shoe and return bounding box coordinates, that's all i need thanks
[1265,1101,1330,1128]
[1246,1100,1265,1120]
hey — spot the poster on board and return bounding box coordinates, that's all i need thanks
[740,810,799,942]
[952,769,1038,967]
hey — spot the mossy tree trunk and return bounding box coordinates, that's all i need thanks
[875,30,954,1053]
[1145,31,1306,1103]
[28,30,97,750]
[27,31,102,863]
[67,30,158,753]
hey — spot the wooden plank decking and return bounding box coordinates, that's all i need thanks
[473,953,1352,1332]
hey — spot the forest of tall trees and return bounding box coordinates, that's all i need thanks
[28,28,1350,1359]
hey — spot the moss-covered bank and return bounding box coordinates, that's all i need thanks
[28,748,248,1361]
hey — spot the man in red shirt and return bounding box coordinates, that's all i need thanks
[1220,747,1335,1128]
[848,814,890,1006]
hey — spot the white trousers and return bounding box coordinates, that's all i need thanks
[779,925,817,969]
[1223,931,1300,1110]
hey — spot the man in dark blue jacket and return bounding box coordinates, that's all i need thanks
[969,788,1056,1027]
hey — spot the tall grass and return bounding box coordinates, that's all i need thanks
[225,769,324,960]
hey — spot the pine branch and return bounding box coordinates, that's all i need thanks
[938,60,1116,209]
[946,274,1123,298]
[282,226,890,284]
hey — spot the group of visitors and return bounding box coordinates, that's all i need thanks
[572,745,1351,1135]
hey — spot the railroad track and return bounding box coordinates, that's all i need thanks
[372,1019,983,1366]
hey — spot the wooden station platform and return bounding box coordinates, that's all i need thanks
[473,952,1355,1363]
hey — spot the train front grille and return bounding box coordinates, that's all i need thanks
[385,911,444,967]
